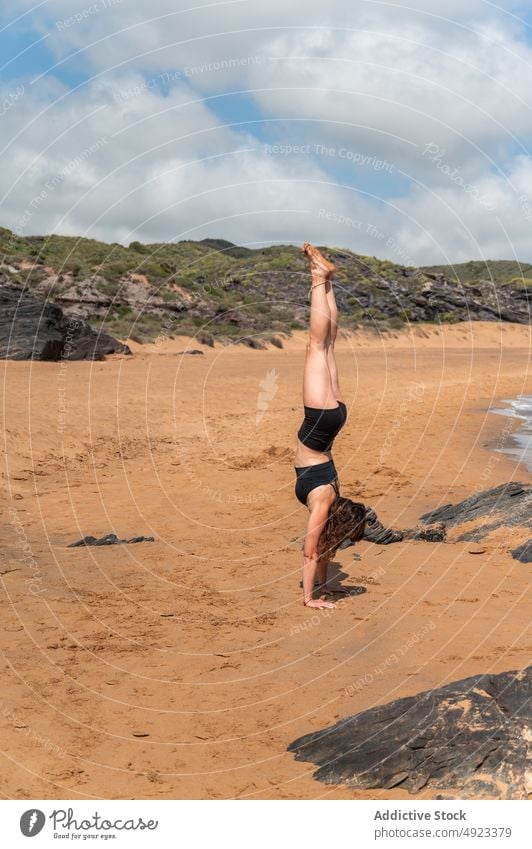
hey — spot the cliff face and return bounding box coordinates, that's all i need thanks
[1,228,530,343]
[0,283,130,361]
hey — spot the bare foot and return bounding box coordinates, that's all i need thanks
[302,242,336,279]
[304,598,336,609]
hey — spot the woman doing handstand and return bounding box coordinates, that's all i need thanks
[294,243,365,609]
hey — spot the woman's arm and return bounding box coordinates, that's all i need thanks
[302,501,330,604]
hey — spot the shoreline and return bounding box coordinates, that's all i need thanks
[486,396,532,475]
[0,322,530,800]
[475,397,531,484]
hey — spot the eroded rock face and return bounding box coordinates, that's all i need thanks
[420,482,532,541]
[288,666,531,799]
[1,284,64,360]
[0,285,130,361]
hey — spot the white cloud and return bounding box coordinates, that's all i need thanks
[0,70,367,249]
[246,20,532,168]
[387,153,532,264]
[7,0,527,80]
[1,0,532,261]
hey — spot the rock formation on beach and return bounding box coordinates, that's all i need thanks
[357,483,531,552]
[363,507,404,544]
[288,665,531,799]
[419,481,532,540]
[511,539,532,562]
[0,283,130,361]
[67,534,154,547]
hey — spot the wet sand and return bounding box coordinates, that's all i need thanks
[1,321,531,799]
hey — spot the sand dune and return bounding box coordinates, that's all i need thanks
[1,322,530,799]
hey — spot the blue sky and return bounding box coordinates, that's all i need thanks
[2,0,532,263]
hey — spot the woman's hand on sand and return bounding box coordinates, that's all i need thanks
[304,598,336,609]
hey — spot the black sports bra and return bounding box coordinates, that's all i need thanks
[297,401,347,453]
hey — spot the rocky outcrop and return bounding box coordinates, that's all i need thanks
[326,250,532,326]
[511,539,532,563]
[55,273,193,320]
[363,507,404,544]
[0,285,130,361]
[342,485,530,551]
[68,534,154,547]
[288,665,531,798]
[402,523,446,542]
[420,482,532,541]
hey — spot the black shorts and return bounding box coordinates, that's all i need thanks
[294,459,339,506]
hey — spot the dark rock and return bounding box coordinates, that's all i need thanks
[194,331,215,347]
[125,535,155,544]
[288,666,531,798]
[455,527,496,542]
[403,523,446,542]
[239,336,267,350]
[511,539,532,563]
[68,536,99,547]
[60,315,131,360]
[1,284,63,360]
[68,534,154,547]
[363,507,403,544]
[0,285,130,361]
[420,482,530,526]
[176,349,204,356]
[420,482,532,541]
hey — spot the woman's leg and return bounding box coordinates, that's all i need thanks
[301,244,336,408]
[326,278,343,402]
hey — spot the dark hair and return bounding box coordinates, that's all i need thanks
[317,496,366,561]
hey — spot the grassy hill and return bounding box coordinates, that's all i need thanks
[421,259,532,288]
[1,227,529,344]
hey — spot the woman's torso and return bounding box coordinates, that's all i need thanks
[294,399,347,468]
[294,441,332,468]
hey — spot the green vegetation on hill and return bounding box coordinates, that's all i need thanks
[421,259,532,287]
[0,227,529,343]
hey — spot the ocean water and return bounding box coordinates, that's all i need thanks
[489,395,532,472]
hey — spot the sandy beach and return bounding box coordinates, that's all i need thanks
[1,320,531,800]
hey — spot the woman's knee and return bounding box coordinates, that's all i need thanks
[307,336,330,353]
